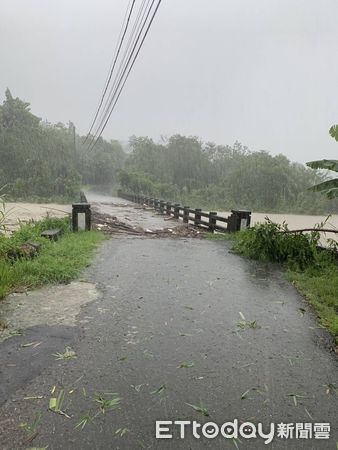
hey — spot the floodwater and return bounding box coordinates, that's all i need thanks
[251,212,337,231]
[218,211,338,244]
[3,202,71,232]
[3,196,337,243]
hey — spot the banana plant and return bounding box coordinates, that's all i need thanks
[306,126,338,198]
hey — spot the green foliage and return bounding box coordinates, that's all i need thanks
[306,158,338,199]
[0,217,70,259]
[0,89,126,200]
[306,126,338,199]
[329,124,338,142]
[0,217,104,299]
[232,219,320,270]
[0,261,14,298]
[0,90,80,200]
[121,135,337,214]
[290,261,338,343]
[307,159,338,172]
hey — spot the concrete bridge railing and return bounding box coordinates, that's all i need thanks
[117,190,251,233]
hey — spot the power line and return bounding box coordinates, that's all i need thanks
[86,0,162,151]
[91,0,150,143]
[86,0,151,150]
[83,0,136,144]
[88,0,162,151]
[88,0,155,149]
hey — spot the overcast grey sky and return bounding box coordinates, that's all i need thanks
[1,0,338,163]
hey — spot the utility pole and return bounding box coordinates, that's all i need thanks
[68,121,76,161]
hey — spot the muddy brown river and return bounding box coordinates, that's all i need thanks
[4,196,337,244]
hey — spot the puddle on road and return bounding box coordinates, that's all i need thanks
[0,281,98,342]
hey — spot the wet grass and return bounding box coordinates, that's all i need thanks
[74,392,123,431]
[49,389,70,417]
[236,312,260,330]
[0,217,104,299]
[150,384,167,395]
[19,411,42,438]
[186,402,209,416]
[178,361,195,369]
[75,413,93,430]
[95,393,122,413]
[289,261,338,344]
[53,347,77,360]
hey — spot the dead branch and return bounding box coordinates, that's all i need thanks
[279,228,338,234]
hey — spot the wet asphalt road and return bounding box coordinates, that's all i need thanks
[0,199,337,449]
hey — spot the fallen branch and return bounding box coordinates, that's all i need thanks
[279,228,338,234]
[91,210,205,238]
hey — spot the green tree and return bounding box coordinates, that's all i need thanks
[306,125,338,199]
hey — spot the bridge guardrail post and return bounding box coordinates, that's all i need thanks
[229,210,251,232]
[183,206,190,223]
[194,208,202,226]
[166,202,172,215]
[209,212,217,232]
[72,203,91,231]
[174,204,180,219]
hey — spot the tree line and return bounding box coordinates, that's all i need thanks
[120,135,338,213]
[0,89,336,213]
[0,89,125,201]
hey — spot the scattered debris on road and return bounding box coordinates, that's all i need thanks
[92,210,206,238]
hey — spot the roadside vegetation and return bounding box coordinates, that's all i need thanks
[222,220,338,344]
[0,216,104,299]
[119,135,338,214]
[0,89,125,202]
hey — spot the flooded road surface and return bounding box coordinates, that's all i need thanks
[87,191,171,231]
[0,194,337,449]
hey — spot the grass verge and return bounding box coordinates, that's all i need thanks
[0,217,104,299]
[288,262,338,343]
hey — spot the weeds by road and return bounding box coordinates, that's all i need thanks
[0,217,104,299]
[289,261,338,344]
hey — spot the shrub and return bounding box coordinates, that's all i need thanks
[0,217,70,260]
[233,219,320,270]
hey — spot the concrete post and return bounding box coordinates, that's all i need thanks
[183,206,190,223]
[209,212,217,232]
[194,208,202,226]
[72,203,91,231]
